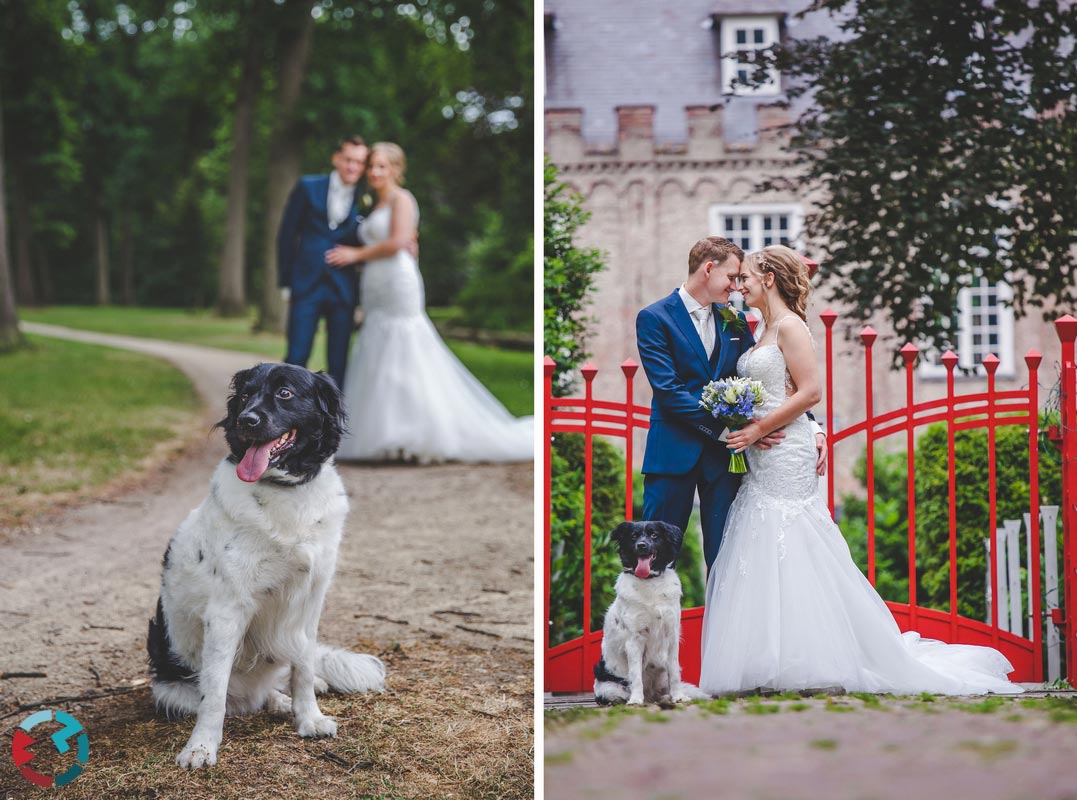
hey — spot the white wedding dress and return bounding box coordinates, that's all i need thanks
[336,201,533,462]
[698,319,1021,696]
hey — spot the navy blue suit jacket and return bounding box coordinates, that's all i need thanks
[277,174,362,306]
[636,290,755,475]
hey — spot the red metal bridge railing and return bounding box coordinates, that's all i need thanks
[544,313,1077,692]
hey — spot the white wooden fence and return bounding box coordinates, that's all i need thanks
[985,505,1062,682]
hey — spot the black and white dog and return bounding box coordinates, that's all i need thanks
[147,363,385,769]
[593,521,705,706]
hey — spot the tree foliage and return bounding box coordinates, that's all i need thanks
[839,421,1062,622]
[543,158,605,395]
[0,0,531,322]
[763,1,1077,354]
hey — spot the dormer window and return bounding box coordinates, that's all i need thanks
[720,15,781,96]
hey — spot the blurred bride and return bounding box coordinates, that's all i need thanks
[325,142,533,463]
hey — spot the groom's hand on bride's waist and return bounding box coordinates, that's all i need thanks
[750,430,785,450]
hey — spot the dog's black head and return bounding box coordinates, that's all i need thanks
[609,521,684,579]
[215,363,346,485]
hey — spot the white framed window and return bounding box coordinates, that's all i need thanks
[918,279,1015,379]
[709,203,803,310]
[720,15,781,96]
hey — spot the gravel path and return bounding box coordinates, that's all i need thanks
[545,693,1077,800]
[1,322,533,714]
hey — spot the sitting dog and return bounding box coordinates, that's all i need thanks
[147,363,385,769]
[593,521,704,706]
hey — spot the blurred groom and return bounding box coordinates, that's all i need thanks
[277,135,368,388]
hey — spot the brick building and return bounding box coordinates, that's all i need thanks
[544,0,1065,497]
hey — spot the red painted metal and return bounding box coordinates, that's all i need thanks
[1056,315,1077,686]
[543,356,555,684]
[622,360,638,521]
[984,354,1000,648]
[901,343,919,627]
[581,362,597,680]
[943,350,959,640]
[862,327,878,585]
[1026,349,1043,679]
[544,314,1072,692]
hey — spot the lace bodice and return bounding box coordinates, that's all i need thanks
[736,319,819,504]
[359,196,420,245]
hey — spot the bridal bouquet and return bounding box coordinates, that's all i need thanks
[699,377,768,474]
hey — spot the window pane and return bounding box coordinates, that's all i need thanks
[736,29,747,45]
[737,68,749,83]
[763,235,775,246]
[724,215,735,232]
[988,314,998,326]
[989,334,999,346]
[972,314,982,326]
[754,28,765,44]
[763,216,773,230]
[740,217,750,231]
[778,216,789,230]
[973,334,983,346]
[971,295,982,307]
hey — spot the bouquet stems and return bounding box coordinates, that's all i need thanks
[728,427,747,473]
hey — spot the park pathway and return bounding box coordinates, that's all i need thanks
[1,322,533,714]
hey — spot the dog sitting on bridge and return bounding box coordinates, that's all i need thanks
[593,520,706,706]
[147,363,385,769]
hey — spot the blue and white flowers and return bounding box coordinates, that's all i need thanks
[699,377,767,473]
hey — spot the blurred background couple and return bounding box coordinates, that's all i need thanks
[277,135,532,464]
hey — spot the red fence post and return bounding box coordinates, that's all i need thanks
[901,343,920,627]
[861,326,878,585]
[1055,315,1077,686]
[820,309,837,515]
[1026,349,1043,681]
[580,362,598,691]
[543,356,555,689]
[943,350,958,639]
[622,360,639,522]
[984,354,1001,648]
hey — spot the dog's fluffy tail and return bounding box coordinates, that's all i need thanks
[315,645,386,694]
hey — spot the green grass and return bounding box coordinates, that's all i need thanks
[810,738,838,750]
[0,334,201,522]
[22,305,533,416]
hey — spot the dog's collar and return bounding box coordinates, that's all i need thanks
[622,566,671,579]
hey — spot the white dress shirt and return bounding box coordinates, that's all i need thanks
[327,170,356,230]
[678,285,715,358]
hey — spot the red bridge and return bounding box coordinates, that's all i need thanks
[544,314,1077,691]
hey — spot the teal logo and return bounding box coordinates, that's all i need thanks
[10,710,89,787]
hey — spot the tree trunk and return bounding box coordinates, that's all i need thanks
[216,10,264,318]
[0,86,21,350]
[257,0,315,334]
[95,209,110,306]
[11,175,36,306]
[120,214,134,306]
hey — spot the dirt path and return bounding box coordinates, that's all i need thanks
[545,693,1077,799]
[1,324,533,796]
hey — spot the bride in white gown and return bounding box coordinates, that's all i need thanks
[698,245,1020,696]
[324,142,533,463]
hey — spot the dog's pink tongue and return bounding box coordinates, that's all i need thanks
[237,441,275,482]
[634,556,653,579]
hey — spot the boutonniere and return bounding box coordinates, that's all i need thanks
[717,306,747,334]
[357,193,375,215]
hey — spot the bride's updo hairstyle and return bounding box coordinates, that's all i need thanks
[370,142,407,185]
[745,244,812,322]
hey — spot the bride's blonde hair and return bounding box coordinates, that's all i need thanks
[744,244,812,322]
[370,142,407,185]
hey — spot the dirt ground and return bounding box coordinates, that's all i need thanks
[0,323,534,799]
[545,692,1077,800]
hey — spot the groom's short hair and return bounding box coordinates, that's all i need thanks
[337,134,366,151]
[688,237,744,274]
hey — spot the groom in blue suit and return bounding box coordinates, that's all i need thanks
[637,237,758,571]
[278,135,368,388]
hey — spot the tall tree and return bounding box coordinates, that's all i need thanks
[761,0,1077,352]
[216,0,266,317]
[0,82,20,350]
[257,0,315,333]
